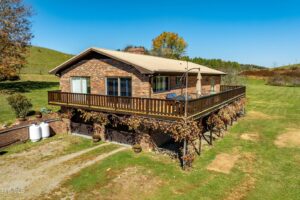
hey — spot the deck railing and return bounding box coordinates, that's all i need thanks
[48,85,245,120]
[187,85,246,117]
[48,91,186,118]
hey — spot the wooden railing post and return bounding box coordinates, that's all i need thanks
[146,98,149,114]
[88,94,91,107]
[66,93,69,105]
[114,96,117,110]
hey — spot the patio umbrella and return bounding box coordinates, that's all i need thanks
[196,69,202,97]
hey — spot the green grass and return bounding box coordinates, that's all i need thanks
[0,74,59,124]
[22,46,73,74]
[56,78,300,200]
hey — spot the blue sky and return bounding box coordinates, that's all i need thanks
[25,0,300,67]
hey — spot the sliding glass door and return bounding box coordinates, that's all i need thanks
[71,77,90,104]
[71,77,90,94]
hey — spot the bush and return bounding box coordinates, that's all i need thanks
[267,75,300,87]
[7,74,20,81]
[6,94,32,118]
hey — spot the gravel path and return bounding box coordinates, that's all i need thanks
[0,142,127,200]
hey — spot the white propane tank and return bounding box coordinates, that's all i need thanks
[29,124,41,142]
[40,122,50,139]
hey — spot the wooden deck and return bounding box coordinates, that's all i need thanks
[48,85,246,120]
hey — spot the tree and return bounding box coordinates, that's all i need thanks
[151,32,187,59]
[0,0,32,80]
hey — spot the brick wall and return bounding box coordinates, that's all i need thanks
[0,118,70,149]
[151,75,221,99]
[60,59,151,98]
[59,57,221,99]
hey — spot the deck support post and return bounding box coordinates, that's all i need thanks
[209,130,213,145]
[198,134,202,155]
[183,138,187,169]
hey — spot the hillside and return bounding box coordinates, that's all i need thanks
[22,46,265,75]
[22,46,73,74]
[183,56,265,72]
[240,64,300,77]
[275,63,300,69]
[239,64,300,86]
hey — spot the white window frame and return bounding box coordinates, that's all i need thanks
[70,76,90,94]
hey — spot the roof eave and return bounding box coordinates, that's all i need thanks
[49,48,154,75]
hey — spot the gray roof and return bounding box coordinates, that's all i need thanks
[49,47,226,75]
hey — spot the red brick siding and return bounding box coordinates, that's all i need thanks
[59,58,221,99]
[151,75,221,99]
[0,118,70,148]
[60,59,151,98]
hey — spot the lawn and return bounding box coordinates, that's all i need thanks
[48,78,300,200]
[0,74,59,124]
[22,46,72,74]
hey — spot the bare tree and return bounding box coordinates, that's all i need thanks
[0,0,32,80]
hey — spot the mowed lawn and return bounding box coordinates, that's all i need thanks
[0,74,59,124]
[46,78,300,200]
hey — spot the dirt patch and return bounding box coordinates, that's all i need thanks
[224,153,257,200]
[0,141,126,200]
[240,133,260,142]
[274,129,300,148]
[246,111,276,120]
[94,167,163,200]
[207,153,240,174]
[0,139,70,171]
[224,175,256,200]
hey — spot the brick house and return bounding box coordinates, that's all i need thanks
[48,47,245,147]
[50,47,225,100]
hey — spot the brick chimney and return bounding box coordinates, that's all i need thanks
[125,47,146,55]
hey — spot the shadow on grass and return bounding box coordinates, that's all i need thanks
[0,81,59,93]
[0,151,8,155]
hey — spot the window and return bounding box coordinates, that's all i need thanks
[175,76,182,87]
[153,76,169,92]
[71,77,90,94]
[106,77,132,97]
[120,78,132,97]
[106,78,118,96]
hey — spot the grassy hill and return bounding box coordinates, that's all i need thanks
[22,46,73,74]
[276,63,300,69]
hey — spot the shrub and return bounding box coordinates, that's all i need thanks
[6,94,32,118]
[7,74,20,81]
[267,75,300,87]
[40,107,51,114]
